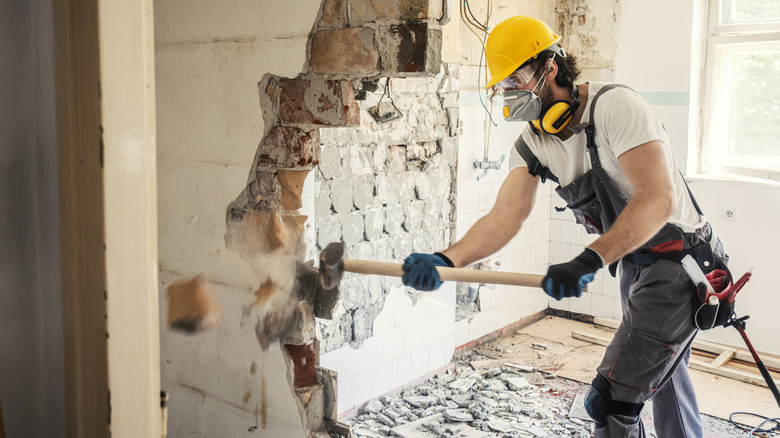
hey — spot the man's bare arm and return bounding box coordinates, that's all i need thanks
[588,141,676,264]
[442,168,539,268]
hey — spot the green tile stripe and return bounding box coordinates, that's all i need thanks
[461,91,690,106]
[638,92,690,106]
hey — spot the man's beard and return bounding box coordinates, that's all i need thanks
[539,82,556,110]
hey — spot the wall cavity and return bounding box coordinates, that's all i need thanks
[315,68,460,353]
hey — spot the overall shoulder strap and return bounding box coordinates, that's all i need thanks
[589,84,706,217]
[514,135,559,184]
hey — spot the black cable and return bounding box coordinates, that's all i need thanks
[729,412,780,437]
[464,0,486,31]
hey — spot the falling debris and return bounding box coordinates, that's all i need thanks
[253,278,279,308]
[166,274,222,334]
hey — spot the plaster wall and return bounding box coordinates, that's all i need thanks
[155,1,322,436]
[0,1,65,437]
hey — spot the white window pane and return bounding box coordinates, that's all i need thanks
[726,51,780,158]
[728,0,780,23]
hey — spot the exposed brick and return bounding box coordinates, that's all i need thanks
[277,169,310,211]
[349,0,443,26]
[318,0,347,29]
[256,126,320,168]
[377,23,441,75]
[279,79,359,127]
[310,28,380,76]
[285,343,319,388]
[248,169,281,212]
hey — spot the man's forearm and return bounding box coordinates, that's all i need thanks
[589,189,675,265]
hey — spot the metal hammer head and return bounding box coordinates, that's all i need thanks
[319,242,345,290]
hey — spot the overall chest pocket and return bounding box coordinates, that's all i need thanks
[556,172,606,235]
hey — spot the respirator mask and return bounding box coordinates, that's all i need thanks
[501,55,554,122]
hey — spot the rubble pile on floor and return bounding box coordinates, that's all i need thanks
[345,351,594,438]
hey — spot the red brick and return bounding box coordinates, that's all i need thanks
[279,79,359,127]
[377,23,441,75]
[256,126,320,168]
[349,0,443,26]
[318,0,347,29]
[310,28,380,76]
[285,343,318,388]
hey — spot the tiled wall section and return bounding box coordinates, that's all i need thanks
[455,89,551,343]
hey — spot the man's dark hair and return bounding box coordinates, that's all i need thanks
[527,50,581,90]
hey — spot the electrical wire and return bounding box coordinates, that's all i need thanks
[460,0,499,163]
[729,412,780,437]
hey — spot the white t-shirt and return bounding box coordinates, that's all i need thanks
[508,82,704,232]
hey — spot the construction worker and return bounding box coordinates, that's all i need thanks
[402,15,728,438]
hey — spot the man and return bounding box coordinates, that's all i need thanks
[402,16,728,438]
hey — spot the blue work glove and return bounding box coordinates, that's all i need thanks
[543,248,604,300]
[402,252,454,291]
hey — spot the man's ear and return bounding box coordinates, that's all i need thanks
[546,59,558,81]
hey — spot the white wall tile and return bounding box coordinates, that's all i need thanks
[549,296,570,312]
[410,346,430,380]
[319,350,341,372]
[339,345,364,380]
[391,353,412,390]
[428,339,447,370]
[372,362,394,399]
[591,294,616,320]
[348,370,373,410]
[549,242,570,264]
[571,293,592,316]
[361,335,384,370]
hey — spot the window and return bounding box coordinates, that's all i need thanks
[701,0,780,181]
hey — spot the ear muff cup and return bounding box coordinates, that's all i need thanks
[534,98,581,134]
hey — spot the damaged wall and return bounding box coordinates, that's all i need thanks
[314,71,459,352]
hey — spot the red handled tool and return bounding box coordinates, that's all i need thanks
[725,315,780,408]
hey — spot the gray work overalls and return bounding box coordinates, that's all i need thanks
[515,84,728,438]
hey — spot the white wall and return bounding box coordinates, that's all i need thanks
[0,1,65,437]
[155,1,322,436]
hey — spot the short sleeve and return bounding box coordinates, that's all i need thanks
[508,140,528,171]
[594,88,667,158]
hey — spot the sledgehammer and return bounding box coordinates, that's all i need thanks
[319,242,544,290]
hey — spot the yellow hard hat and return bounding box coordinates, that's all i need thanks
[485,16,561,88]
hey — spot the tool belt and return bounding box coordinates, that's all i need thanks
[620,226,736,330]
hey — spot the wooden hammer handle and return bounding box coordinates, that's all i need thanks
[342,259,543,288]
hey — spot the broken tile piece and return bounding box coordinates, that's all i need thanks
[363,399,383,414]
[442,409,473,422]
[505,376,532,392]
[448,378,477,392]
[486,418,513,433]
[503,362,534,372]
[526,372,546,386]
[526,425,547,437]
[404,395,438,408]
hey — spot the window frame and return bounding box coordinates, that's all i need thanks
[700,0,780,181]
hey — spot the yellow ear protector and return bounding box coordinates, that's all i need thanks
[531,84,580,134]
